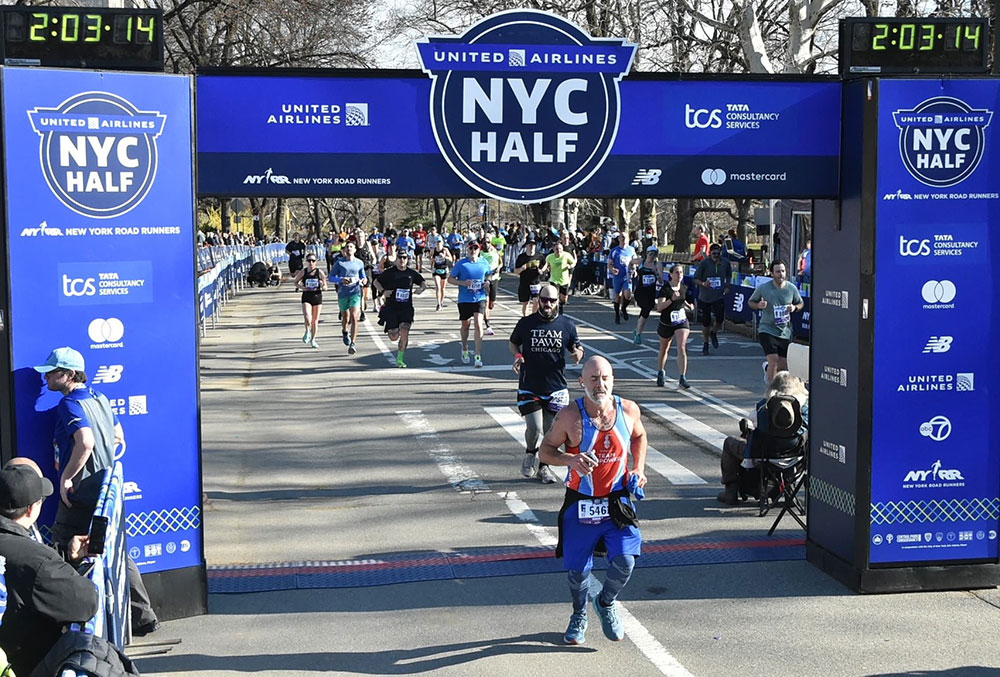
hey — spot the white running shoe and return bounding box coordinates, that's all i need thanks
[348,342,357,355]
[461,350,471,364]
[485,327,495,336]
[474,355,483,368]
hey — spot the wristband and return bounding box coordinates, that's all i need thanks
[515,353,523,361]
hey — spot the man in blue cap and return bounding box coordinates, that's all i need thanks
[34,346,160,637]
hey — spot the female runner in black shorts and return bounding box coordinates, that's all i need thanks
[429,239,454,311]
[632,246,663,345]
[293,253,328,349]
[655,263,694,389]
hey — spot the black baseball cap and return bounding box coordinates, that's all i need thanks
[0,465,53,509]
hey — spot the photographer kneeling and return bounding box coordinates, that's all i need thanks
[717,371,808,506]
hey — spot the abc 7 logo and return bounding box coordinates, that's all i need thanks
[919,415,952,442]
[88,318,124,343]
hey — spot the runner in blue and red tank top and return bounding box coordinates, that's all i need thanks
[540,356,648,646]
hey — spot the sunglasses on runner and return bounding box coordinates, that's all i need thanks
[539,296,558,303]
[306,258,317,262]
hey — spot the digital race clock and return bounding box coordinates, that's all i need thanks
[0,6,163,71]
[840,17,989,75]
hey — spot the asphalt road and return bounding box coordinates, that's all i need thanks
[133,272,1000,677]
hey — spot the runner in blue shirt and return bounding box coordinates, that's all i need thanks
[330,242,367,355]
[446,229,464,261]
[448,241,491,368]
[608,232,637,325]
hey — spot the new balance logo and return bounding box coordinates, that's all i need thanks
[923,336,953,353]
[632,169,661,186]
[93,365,123,384]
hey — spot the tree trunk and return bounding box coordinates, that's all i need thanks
[275,198,286,239]
[640,199,658,243]
[220,198,231,233]
[377,198,386,231]
[733,198,751,243]
[529,202,552,227]
[673,198,695,253]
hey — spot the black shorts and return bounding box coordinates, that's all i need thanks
[759,332,791,358]
[518,281,542,303]
[414,245,425,257]
[449,248,462,260]
[556,284,570,297]
[657,320,689,340]
[488,280,498,304]
[301,291,323,306]
[698,298,726,327]
[289,258,303,275]
[635,292,657,318]
[458,301,486,321]
[433,268,449,278]
[383,305,415,331]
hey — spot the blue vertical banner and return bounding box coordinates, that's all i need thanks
[871,79,1000,564]
[2,68,202,575]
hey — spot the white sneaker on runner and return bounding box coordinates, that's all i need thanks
[474,355,483,368]
[538,465,557,484]
[461,350,471,364]
[521,454,537,478]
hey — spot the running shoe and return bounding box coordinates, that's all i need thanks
[538,465,557,484]
[396,354,407,368]
[621,307,629,320]
[485,327,495,336]
[633,330,641,345]
[348,342,357,355]
[310,339,319,349]
[435,303,441,311]
[614,312,621,325]
[593,597,624,641]
[702,342,710,355]
[710,331,719,349]
[461,350,471,364]
[302,331,311,344]
[521,454,537,478]
[474,355,483,368]
[360,311,367,322]
[656,370,665,387]
[563,611,588,645]
[679,375,691,389]
[342,332,350,347]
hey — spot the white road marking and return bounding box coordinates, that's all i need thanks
[360,317,395,363]
[486,406,705,485]
[641,402,728,456]
[396,410,556,547]
[618,605,697,677]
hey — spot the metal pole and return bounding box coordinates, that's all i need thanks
[993,0,999,75]
[768,198,776,268]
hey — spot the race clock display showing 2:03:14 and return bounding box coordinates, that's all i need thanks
[0,7,163,71]
[840,17,989,75]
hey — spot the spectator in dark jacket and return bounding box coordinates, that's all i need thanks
[0,465,98,675]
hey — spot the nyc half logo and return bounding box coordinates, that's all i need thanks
[28,92,166,219]
[417,11,635,203]
[893,96,992,188]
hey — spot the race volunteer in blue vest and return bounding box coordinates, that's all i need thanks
[375,251,427,369]
[34,347,160,637]
[693,243,732,355]
[510,284,584,483]
[449,240,491,368]
[608,232,637,325]
[331,242,368,355]
[539,357,647,646]
[748,259,804,384]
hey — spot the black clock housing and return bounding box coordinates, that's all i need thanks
[840,17,989,75]
[0,6,163,71]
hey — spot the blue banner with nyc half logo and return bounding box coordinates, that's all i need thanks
[871,79,1000,565]
[197,11,841,201]
[2,68,202,575]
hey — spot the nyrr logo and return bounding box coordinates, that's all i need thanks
[28,92,166,219]
[893,97,992,188]
[417,10,635,203]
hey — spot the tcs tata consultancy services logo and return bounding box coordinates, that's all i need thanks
[28,92,167,219]
[417,11,635,203]
[893,96,992,188]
